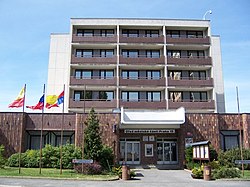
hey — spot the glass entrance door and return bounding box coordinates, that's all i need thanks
[126,142,140,164]
[157,141,178,164]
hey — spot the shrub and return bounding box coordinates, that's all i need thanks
[61,143,82,169]
[213,167,241,179]
[74,163,102,175]
[0,145,6,168]
[24,150,39,168]
[218,148,250,169]
[208,160,220,170]
[98,146,114,171]
[112,165,122,178]
[191,166,203,179]
[130,170,136,178]
[185,146,193,164]
[42,144,59,168]
[8,153,25,167]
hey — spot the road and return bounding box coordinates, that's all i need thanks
[0,169,249,187]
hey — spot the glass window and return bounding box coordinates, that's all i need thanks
[76,49,82,57]
[182,92,190,102]
[147,71,160,79]
[122,50,128,58]
[100,70,114,79]
[74,91,81,101]
[146,50,160,58]
[129,92,139,101]
[172,51,181,58]
[198,51,205,58]
[187,31,196,38]
[122,71,128,79]
[167,30,180,38]
[106,50,114,57]
[201,92,207,101]
[169,92,182,102]
[84,91,92,100]
[121,92,128,101]
[129,50,138,58]
[191,92,200,102]
[82,50,93,58]
[147,92,161,102]
[145,30,159,37]
[101,29,114,37]
[83,30,94,37]
[169,71,181,80]
[106,91,114,101]
[197,31,203,38]
[129,71,139,79]
[200,71,206,80]
[76,29,83,36]
[82,71,92,79]
[75,70,82,79]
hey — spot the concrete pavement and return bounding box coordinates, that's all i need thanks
[0,169,249,187]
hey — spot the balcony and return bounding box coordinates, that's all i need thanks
[168,77,214,87]
[119,35,164,44]
[70,76,116,86]
[168,100,215,110]
[120,100,166,109]
[71,55,117,65]
[166,36,210,45]
[167,56,212,66]
[119,56,165,65]
[69,99,117,109]
[120,77,165,86]
[72,34,117,43]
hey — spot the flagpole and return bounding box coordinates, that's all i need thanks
[60,85,65,175]
[19,84,26,174]
[39,84,45,175]
[236,86,244,176]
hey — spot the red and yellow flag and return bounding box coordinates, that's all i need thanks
[8,87,25,108]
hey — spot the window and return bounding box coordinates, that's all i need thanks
[147,92,161,102]
[169,71,181,80]
[146,50,160,58]
[74,91,92,101]
[145,30,159,37]
[74,91,81,101]
[100,70,114,79]
[169,92,182,102]
[189,71,207,80]
[99,91,114,100]
[122,50,139,58]
[76,29,84,36]
[190,92,207,102]
[83,30,94,37]
[187,31,203,38]
[167,30,180,38]
[122,29,139,37]
[76,49,83,57]
[145,144,153,157]
[100,49,114,57]
[167,50,181,58]
[82,70,92,79]
[101,29,114,37]
[220,131,241,151]
[82,50,93,58]
[121,91,139,101]
[147,70,160,79]
[121,70,139,79]
[75,70,82,79]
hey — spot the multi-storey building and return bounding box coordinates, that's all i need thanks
[47,18,225,113]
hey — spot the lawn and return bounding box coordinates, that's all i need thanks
[242,170,250,179]
[0,167,118,181]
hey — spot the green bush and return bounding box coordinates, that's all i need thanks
[0,145,6,168]
[112,165,122,178]
[97,146,114,171]
[213,167,241,179]
[8,144,82,169]
[185,146,193,164]
[218,148,250,169]
[191,166,203,179]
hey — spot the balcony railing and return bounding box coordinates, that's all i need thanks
[119,55,165,65]
[120,99,166,109]
[69,98,117,109]
[70,76,116,86]
[71,55,117,64]
[120,35,164,43]
[166,36,210,45]
[120,77,165,86]
[168,99,215,110]
[168,77,214,87]
[167,56,212,66]
[72,34,117,43]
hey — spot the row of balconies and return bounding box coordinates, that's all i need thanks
[72,35,210,45]
[71,56,212,66]
[68,98,215,110]
[70,77,214,87]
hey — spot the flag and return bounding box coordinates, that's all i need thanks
[8,87,25,108]
[26,95,44,110]
[46,91,64,109]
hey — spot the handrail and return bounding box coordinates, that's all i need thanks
[168,56,209,59]
[166,35,208,39]
[121,54,161,58]
[170,99,211,102]
[121,34,162,38]
[168,77,211,80]
[71,76,115,79]
[75,54,115,58]
[74,34,115,37]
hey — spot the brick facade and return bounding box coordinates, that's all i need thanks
[0,112,249,167]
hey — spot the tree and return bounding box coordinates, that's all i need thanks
[84,108,103,161]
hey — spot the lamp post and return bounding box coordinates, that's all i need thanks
[203,10,212,20]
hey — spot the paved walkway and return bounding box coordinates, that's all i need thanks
[0,169,249,187]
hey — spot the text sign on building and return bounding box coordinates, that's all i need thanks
[72,159,93,164]
[124,129,175,134]
[192,141,210,161]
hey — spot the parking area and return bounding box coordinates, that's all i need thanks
[0,169,249,187]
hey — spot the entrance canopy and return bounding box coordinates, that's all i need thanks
[120,107,185,129]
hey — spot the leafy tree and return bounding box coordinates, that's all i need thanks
[0,145,6,168]
[84,108,103,161]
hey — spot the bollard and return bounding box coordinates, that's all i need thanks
[122,165,128,180]
[203,165,211,181]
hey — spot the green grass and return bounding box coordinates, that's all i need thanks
[0,167,118,181]
[242,170,250,179]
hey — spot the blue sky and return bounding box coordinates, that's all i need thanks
[0,0,249,113]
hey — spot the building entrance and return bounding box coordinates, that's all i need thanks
[157,140,178,164]
[120,139,140,165]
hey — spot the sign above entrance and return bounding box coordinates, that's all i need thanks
[124,129,175,134]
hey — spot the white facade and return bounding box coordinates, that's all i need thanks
[47,18,225,113]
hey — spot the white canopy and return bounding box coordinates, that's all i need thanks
[120,107,185,129]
